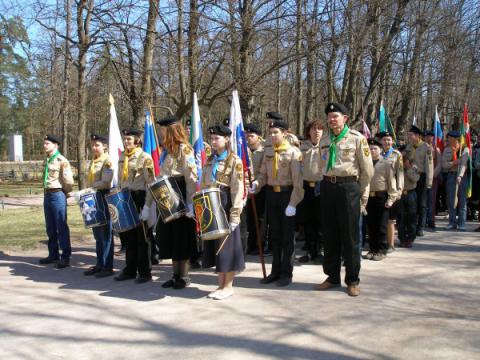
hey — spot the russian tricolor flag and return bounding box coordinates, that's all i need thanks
[433,105,444,152]
[190,92,206,190]
[143,110,161,177]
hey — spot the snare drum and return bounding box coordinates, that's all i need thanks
[78,189,108,228]
[105,188,141,233]
[148,176,186,223]
[192,187,230,240]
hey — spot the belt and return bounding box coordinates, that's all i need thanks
[402,189,416,195]
[44,188,62,194]
[304,181,317,188]
[266,185,293,193]
[323,176,357,184]
[369,191,387,198]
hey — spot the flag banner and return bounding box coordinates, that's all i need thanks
[460,103,472,198]
[108,94,124,187]
[143,110,161,177]
[190,92,206,190]
[433,105,444,151]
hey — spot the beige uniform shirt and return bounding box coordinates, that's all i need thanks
[300,140,322,182]
[406,141,433,187]
[403,166,420,191]
[118,149,155,206]
[248,141,265,180]
[159,144,198,205]
[87,154,113,190]
[442,147,470,177]
[370,158,398,207]
[383,148,404,200]
[201,152,244,224]
[43,153,74,192]
[256,142,304,207]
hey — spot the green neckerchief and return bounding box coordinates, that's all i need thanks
[327,125,349,172]
[43,150,60,187]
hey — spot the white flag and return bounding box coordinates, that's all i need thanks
[108,94,124,187]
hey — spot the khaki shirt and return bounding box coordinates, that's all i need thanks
[201,152,244,224]
[248,140,265,180]
[383,148,404,200]
[404,166,420,191]
[87,154,113,190]
[118,149,155,206]
[159,144,198,205]
[300,140,322,182]
[406,141,433,187]
[256,142,304,207]
[370,158,398,206]
[43,153,74,192]
[442,147,470,177]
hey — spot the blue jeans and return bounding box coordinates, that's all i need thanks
[44,191,71,260]
[446,173,468,227]
[92,222,113,270]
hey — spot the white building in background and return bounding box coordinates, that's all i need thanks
[8,134,23,162]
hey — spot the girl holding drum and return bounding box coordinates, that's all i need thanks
[155,115,198,290]
[201,124,245,300]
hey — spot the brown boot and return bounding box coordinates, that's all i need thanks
[347,284,360,297]
[313,280,340,291]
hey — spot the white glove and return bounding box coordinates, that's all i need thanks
[249,181,258,194]
[230,222,239,231]
[140,205,150,221]
[185,203,194,218]
[285,205,296,217]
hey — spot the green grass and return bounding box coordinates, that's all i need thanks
[0,181,44,197]
[0,205,91,250]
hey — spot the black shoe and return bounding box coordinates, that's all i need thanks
[151,258,159,265]
[114,272,136,281]
[260,274,279,284]
[189,260,201,269]
[95,269,114,278]
[55,259,70,269]
[276,277,292,287]
[162,278,176,288]
[84,266,101,276]
[416,229,424,237]
[263,249,272,256]
[135,275,152,284]
[298,254,311,263]
[173,278,191,289]
[39,257,58,265]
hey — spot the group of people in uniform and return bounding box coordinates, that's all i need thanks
[39,101,478,299]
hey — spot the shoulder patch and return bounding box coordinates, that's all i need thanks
[183,146,192,155]
[235,162,243,172]
[144,158,153,168]
[363,147,370,157]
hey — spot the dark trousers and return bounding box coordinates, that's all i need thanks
[416,173,427,231]
[321,180,361,285]
[398,190,417,242]
[366,195,389,253]
[298,182,322,258]
[119,190,151,277]
[246,188,266,252]
[44,191,71,261]
[266,187,295,278]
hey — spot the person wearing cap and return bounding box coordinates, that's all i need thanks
[423,130,442,230]
[314,102,373,297]
[40,135,74,268]
[297,119,324,263]
[378,131,404,252]
[250,118,304,287]
[114,128,156,283]
[155,115,198,289]
[264,112,300,148]
[442,130,470,231]
[201,124,245,300]
[406,125,434,237]
[79,134,114,277]
[397,145,420,248]
[363,138,399,261]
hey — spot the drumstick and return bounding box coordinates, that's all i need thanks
[215,234,230,256]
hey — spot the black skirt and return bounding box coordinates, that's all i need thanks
[202,187,245,273]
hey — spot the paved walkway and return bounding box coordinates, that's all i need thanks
[0,220,479,359]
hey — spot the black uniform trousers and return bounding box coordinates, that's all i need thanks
[119,190,151,278]
[321,179,361,285]
[266,186,295,279]
[416,173,427,232]
[366,194,389,253]
[298,181,322,258]
[246,187,266,253]
[397,190,417,243]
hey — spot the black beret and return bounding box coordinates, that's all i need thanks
[44,134,61,145]
[209,125,232,137]
[244,123,262,136]
[325,102,349,116]
[268,120,289,131]
[378,131,393,138]
[266,112,283,120]
[368,138,382,147]
[223,117,230,127]
[447,130,460,138]
[398,145,407,152]
[185,119,191,126]
[423,130,434,137]
[157,115,180,126]
[90,134,108,144]
[122,128,143,137]
[408,125,422,135]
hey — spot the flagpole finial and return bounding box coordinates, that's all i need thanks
[109,94,115,105]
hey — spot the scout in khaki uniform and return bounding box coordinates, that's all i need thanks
[201,124,245,300]
[297,119,324,263]
[114,128,156,284]
[314,103,373,297]
[397,145,420,248]
[363,138,398,261]
[379,131,404,252]
[40,134,74,268]
[155,115,198,289]
[250,118,304,287]
[406,125,433,237]
[80,134,114,277]
[442,131,470,231]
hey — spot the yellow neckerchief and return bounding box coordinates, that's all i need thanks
[273,140,290,179]
[87,153,108,186]
[122,147,141,181]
